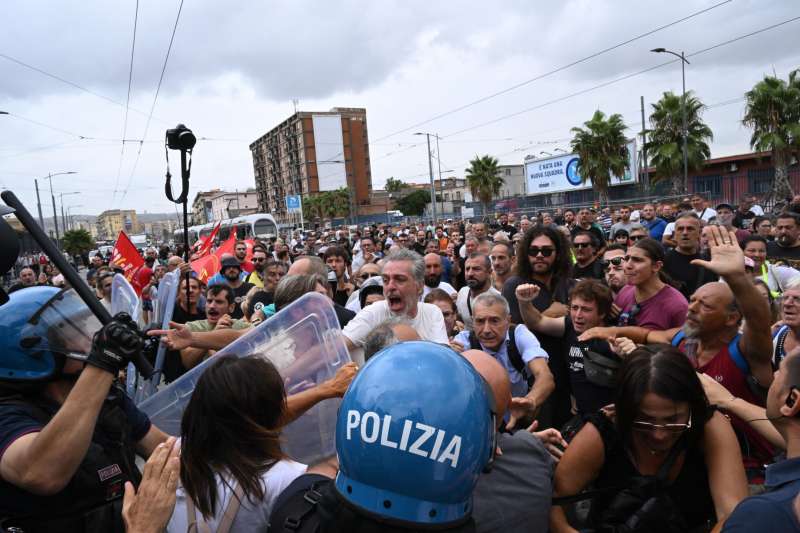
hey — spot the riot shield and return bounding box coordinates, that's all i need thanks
[139,292,350,464]
[111,274,140,321]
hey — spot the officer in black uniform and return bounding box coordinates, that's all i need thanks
[0,210,169,532]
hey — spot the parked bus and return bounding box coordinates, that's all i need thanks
[173,213,280,247]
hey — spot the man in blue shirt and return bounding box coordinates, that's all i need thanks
[451,292,554,429]
[723,348,800,531]
[640,203,667,242]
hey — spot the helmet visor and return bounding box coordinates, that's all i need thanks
[24,288,102,360]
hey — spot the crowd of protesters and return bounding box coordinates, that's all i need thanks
[5,191,800,531]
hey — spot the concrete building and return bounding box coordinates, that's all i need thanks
[96,209,138,240]
[208,189,259,221]
[250,107,372,223]
[191,190,223,226]
[498,164,525,198]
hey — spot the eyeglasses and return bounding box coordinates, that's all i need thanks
[632,414,692,433]
[573,242,593,249]
[528,246,555,257]
[252,257,266,262]
[629,235,646,241]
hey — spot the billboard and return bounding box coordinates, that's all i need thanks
[524,140,637,196]
[312,114,347,191]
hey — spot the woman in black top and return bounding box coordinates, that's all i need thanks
[550,346,747,533]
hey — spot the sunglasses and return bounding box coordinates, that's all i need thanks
[573,242,593,249]
[632,413,692,434]
[252,257,266,262]
[601,256,624,270]
[528,246,555,257]
[629,235,646,241]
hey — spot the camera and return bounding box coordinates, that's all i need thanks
[165,123,197,151]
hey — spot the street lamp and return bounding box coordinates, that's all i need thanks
[651,47,690,189]
[66,204,83,231]
[413,132,440,223]
[59,192,80,233]
[42,171,77,248]
[540,151,553,157]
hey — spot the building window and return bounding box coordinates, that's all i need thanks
[747,168,774,195]
[456,191,461,201]
[445,193,450,201]
[505,169,511,176]
[693,175,722,198]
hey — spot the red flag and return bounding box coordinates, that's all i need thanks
[214,226,237,258]
[190,254,221,285]
[194,222,221,258]
[111,231,145,294]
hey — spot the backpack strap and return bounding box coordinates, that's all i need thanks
[506,325,528,378]
[728,333,749,375]
[774,325,791,365]
[185,482,243,533]
[671,330,685,347]
[277,480,328,532]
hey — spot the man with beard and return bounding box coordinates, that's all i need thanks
[233,240,253,274]
[219,256,253,319]
[502,226,576,428]
[324,246,354,307]
[498,213,517,238]
[342,249,448,355]
[767,212,800,270]
[423,252,457,298]
[245,249,268,288]
[579,226,775,481]
[664,212,718,300]
[412,229,427,256]
[456,253,500,330]
[602,245,627,300]
[571,231,604,280]
[490,241,514,292]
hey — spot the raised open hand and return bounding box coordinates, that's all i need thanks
[691,225,744,277]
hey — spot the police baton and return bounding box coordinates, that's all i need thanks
[1,190,155,378]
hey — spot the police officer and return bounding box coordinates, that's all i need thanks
[0,286,168,528]
[268,341,495,532]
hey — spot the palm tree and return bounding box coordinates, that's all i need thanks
[465,155,504,215]
[385,177,409,193]
[647,91,713,195]
[743,69,800,203]
[570,110,629,207]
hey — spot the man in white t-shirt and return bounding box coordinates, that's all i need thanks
[342,249,448,354]
[421,252,457,299]
[691,193,717,222]
[456,252,500,330]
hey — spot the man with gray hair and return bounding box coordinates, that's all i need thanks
[362,318,421,360]
[451,292,554,429]
[342,249,448,358]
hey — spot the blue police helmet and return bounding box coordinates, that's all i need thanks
[0,286,100,381]
[335,340,495,526]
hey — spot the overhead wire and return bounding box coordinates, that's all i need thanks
[113,0,141,202]
[371,0,734,142]
[120,0,186,203]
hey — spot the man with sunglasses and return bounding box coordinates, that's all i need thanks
[571,231,604,280]
[722,347,800,531]
[627,224,648,243]
[245,250,269,288]
[601,244,628,304]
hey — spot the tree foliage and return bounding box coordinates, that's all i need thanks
[743,69,800,202]
[570,110,629,206]
[303,188,351,221]
[647,91,713,195]
[385,177,409,193]
[465,155,504,214]
[394,189,431,216]
[62,228,94,256]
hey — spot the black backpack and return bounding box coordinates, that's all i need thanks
[467,325,533,387]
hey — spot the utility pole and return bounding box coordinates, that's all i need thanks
[651,48,690,192]
[48,174,60,248]
[435,134,444,219]
[34,178,44,229]
[414,132,437,224]
[640,95,648,191]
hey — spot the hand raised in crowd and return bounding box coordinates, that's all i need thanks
[515,283,540,302]
[691,224,745,277]
[697,371,736,408]
[214,314,233,330]
[122,436,180,533]
[178,262,193,276]
[506,396,538,431]
[148,321,193,351]
[526,420,568,462]
[609,336,637,358]
[321,362,359,398]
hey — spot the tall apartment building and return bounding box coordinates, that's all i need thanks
[191,189,259,224]
[96,209,138,240]
[249,107,372,223]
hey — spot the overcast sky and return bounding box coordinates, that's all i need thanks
[1,0,798,216]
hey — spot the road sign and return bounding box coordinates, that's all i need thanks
[286,195,301,211]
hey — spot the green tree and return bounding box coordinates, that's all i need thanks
[395,189,431,216]
[647,90,713,195]
[62,228,94,256]
[385,177,408,193]
[743,69,800,202]
[570,110,629,206]
[465,155,504,215]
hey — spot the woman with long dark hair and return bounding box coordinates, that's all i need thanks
[615,237,687,330]
[167,356,307,531]
[550,346,747,532]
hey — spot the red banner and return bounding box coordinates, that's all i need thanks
[214,227,237,257]
[194,222,221,259]
[111,231,145,294]
[190,254,221,285]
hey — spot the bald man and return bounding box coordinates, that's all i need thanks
[287,255,356,329]
[463,350,559,532]
[423,252,457,299]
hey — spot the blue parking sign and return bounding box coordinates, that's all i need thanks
[286,195,301,211]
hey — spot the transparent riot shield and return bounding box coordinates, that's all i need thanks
[133,270,180,403]
[111,274,141,396]
[139,292,350,464]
